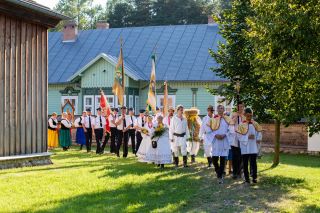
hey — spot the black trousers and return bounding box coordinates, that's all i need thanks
[242,154,257,182]
[117,130,129,157]
[128,129,136,154]
[231,145,242,177]
[94,128,104,154]
[136,131,143,153]
[110,127,117,153]
[100,132,110,153]
[213,156,226,178]
[85,128,93,151]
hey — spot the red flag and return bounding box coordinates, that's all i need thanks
[100,90,111,133]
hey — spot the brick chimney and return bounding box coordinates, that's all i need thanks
[96,21,109,30]
[63,20,78,42]
[208,15,217,26]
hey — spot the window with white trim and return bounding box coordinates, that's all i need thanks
[61,96,78,114]
[157,95,176,109]
[129,95,134,108]
[83,95,94,113]
[135,96,139,114]
[106,95,115,108]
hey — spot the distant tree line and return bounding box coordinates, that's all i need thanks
[53,0,231,30]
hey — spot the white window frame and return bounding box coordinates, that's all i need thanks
[157,95,176,109]
[94,95,101,115]
[115,95,126,108]
[135,96,139,114]
[61,96,78,114]
[129,95,134,108]
[83,95,94,113]
[106,95,115,108]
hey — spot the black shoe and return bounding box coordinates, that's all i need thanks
[160,164,164,169]
[174,157,179,168]
[183,156,188,168]
[207,157,212,168]
[232,175,237,180]
[252,179,257,184]
[191,155,195,163]
[80,145,83,150]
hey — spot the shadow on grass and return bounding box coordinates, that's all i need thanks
[34,165,205,213]
[259,153,320,168]
[181,169,311,212]
[299,204,320,213]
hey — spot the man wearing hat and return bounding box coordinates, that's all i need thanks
[128,108,137,154]
[82,108,95,152]
[135,109,146,154]
[200,105,215,168]
[108,108,119,154]
[94,107,106,154]
[169,105,190,168]
[115,106,133,158]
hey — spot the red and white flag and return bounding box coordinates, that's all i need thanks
[100,90,111,133]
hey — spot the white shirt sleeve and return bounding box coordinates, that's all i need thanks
[74,118,80,128]
[48,118,57,128]
[61,120,72,128]
[169,117,174,140]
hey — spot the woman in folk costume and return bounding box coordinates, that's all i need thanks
[59,112,73,151]
[184,108,202,164]
[48,112,59,150]
[208,105,235,184]
[236,108,262,184]
[149,116,172,169]
[136,115,155,163]
[74,111,87,150]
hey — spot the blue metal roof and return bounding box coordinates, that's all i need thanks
[48,24,225,83]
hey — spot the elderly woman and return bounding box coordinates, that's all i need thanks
[48,112,59,150]
[59,112,73,151]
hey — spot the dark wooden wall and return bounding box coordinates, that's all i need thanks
[0,14,48,156]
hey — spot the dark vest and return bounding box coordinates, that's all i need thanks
[78,117,82,127]
[48,118,57,130]
[60,119,69,130]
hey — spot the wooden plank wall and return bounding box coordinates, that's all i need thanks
[0,14,48,156]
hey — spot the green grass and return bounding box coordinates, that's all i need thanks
[0,147,319,213]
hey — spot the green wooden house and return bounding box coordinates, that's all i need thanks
[48,19,232,116]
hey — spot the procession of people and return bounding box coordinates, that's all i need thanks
[48,102,262,185]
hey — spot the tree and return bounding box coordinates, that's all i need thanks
[53,0,107,31]
[246,0,320,165]
[212,0,320,166]
[108,2,134,28]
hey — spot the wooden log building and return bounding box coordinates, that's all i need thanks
[0,0,66,169]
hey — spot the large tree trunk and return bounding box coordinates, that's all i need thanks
[272,119,281,167]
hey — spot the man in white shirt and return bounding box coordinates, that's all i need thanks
[231,101,246,179]
[94,107,106,154]
[169,105,190,168]
[200,105,214,168]
[82,108,95,152]
[209,105,235,184]
[128,108,137,154]
[135,109,146,155]
[108,108,118,154]
[115,106,132,158]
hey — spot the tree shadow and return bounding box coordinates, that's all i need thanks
[181,170,311,212]
[259,153,320,168]
[33,166,205,213]
[299,204,320,213]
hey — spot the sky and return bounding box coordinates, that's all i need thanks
[35,0,108,9]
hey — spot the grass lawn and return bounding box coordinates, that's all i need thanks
[0,146,319,213]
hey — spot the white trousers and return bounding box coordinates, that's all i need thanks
[172,136,187,157]
[203,140,212,157]
[187,141,200,156]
